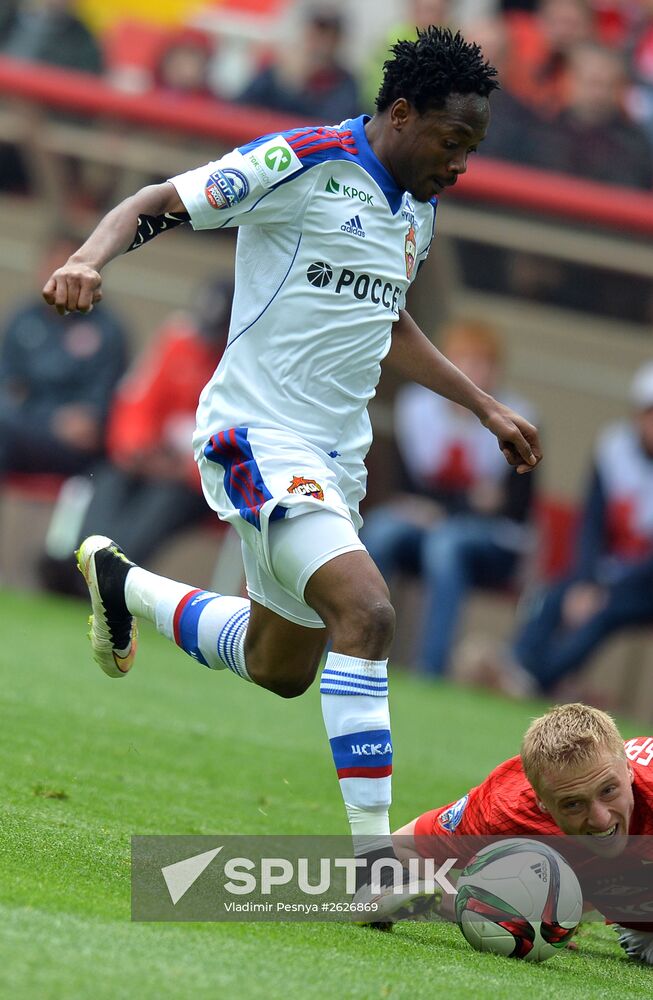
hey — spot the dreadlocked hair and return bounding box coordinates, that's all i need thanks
[376,25,498,114]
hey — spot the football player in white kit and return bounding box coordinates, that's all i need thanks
[43,28,541,921]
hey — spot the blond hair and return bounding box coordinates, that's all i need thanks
[440,319,503,365]
[521,703,625,791]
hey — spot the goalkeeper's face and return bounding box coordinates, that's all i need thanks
[536,751,635,857]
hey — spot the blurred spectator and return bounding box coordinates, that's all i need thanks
[485,360,653,697]
[0,140,28,196]
[0,1,19,46]
[0,235,127,480]
[591,0,649,48]
[39,279,231,594]
[466,15,539,164]
[153,28,215,100]
[1,0,103,75]
[238,7,360,122]
[0,2,107,206]
[531,41,653,188]
[0,3,27,197]
[488,38,653,323]
[362,320,536,677]
[503,0,594,115]
[362,1,453,111]
[627,4,653,146]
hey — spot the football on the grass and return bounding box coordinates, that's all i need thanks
[455,839,583,961]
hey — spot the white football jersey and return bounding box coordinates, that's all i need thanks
[169,115,436,475]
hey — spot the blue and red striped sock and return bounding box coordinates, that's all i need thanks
[124,567,251,680]
[320,652,392,855]
[172,589,252,680]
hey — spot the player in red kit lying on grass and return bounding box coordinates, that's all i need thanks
[394,703,653,959]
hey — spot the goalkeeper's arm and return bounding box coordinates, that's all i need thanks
[42,181,188,315]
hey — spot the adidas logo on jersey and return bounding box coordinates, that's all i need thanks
[341,215,366,238]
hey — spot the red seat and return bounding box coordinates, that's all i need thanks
[4,472,65,502]
[534,496,579,581]
[102,19,170,75]
[219,0,289,14]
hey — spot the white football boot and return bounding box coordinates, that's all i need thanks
[355,872,443,927]
[76,535,138,678]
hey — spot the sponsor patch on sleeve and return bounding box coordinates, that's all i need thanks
[437,794,469,832]
[205,168,251,210]
[244,136,302,189]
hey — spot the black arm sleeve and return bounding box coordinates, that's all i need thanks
[125,211,190,253]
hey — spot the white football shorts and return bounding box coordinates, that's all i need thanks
[197,425,366,627]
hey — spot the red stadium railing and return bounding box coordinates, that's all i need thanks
[2,55,653,236]
[449,157,653,238]
[0,55,294,146]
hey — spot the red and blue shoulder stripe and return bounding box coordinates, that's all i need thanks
[238,124,359,170]
[286,126,358,160]
[238,115,404,213]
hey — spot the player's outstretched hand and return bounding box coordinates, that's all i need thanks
[42,261,103,316]
[480,399,542,475]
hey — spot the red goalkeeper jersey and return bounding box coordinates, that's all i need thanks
[414,737,653,841]
[413,737,653,928]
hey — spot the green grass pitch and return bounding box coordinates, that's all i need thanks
[2,589,651,999]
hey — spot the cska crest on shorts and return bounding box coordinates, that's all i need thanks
[287,476,324,501]
[404,224,417,280]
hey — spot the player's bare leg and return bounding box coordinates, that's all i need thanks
[242,601,326,697]
[244,551,393,690]
[244,549,436,920]
[241,549,396,878]
[78,537,387,687]
[307,552,397,879]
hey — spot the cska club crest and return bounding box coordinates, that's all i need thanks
[287,476,324,501]
[405,225,417,279]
